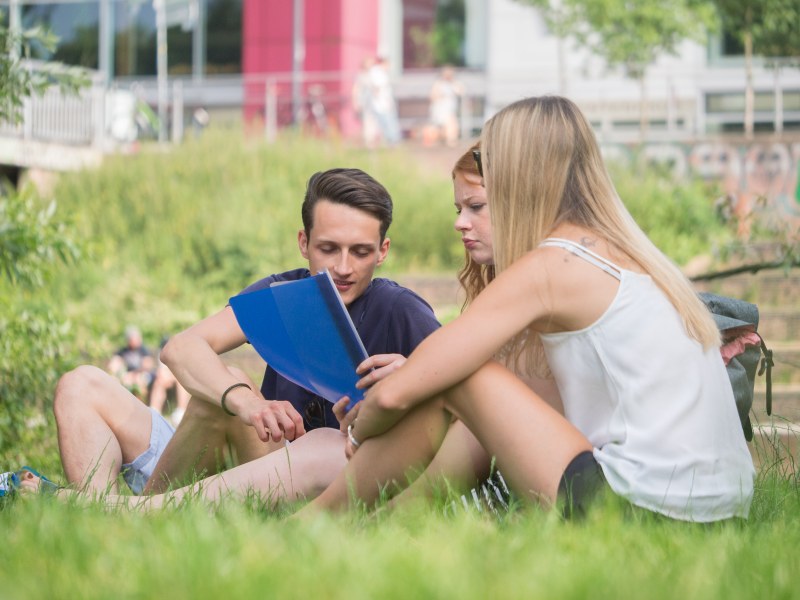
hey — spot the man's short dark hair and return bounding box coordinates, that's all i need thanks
[301,168,393,240]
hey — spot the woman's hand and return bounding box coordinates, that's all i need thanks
[332,396,360,432]
[331,354,407,459]
[331,397,362,459]
[342,377,410,458]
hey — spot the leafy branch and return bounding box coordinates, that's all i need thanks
[0,188,81,287]
[0,18,90,124]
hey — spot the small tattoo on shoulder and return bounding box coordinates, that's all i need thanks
[579,237,596,247]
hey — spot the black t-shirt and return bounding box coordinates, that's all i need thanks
[237,269,441,430]
[115,345,153,373]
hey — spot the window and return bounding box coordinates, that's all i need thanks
[205,0,241,74]
[23,2,100,69]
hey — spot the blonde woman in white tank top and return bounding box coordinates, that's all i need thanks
[305,97,754,522]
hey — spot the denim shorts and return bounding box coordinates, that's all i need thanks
[121,408,175,494]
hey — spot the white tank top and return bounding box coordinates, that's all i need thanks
[538,238,754,521]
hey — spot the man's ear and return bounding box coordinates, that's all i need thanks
[376,237,390,267]
[298,229,309,259]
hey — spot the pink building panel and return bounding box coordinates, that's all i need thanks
[242,0,379,136]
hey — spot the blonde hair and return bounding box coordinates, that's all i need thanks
[482,96,719,372]
[452,142,495,309]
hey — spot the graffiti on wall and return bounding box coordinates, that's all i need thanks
[601,142,800,238]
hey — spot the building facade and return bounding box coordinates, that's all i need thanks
[1,0,798,140]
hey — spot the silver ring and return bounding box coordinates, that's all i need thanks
[347,423,361,449]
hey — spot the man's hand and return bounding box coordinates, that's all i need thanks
[237,396,306,443]
[354,353,406,390]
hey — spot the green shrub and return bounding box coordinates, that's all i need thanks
[609,162,733,266]
[47,132,461,350]
[0,188,79,458]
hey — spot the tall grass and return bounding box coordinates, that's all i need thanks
[46,131,462,347]
[1,463,799,599]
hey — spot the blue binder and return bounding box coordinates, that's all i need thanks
[229,270,369,407]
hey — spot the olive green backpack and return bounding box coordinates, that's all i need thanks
[700,292,774,441]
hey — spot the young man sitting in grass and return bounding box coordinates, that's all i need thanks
[47,168,440,499]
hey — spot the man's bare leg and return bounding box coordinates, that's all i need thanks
[143,367,283,493]
[112,428,348,510]
[54,365,153,494]
[19,428,349,511]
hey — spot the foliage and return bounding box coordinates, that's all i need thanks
[714,0,800,61]
[0,16,85,459]
[609,161,733,266]
[517,0,716,80]
[0,16,89,124]
[753,0,800,63]
[0,188,80,457]
[0,301,74,457]
[409,0,466,68]
[432,0,466,67]
[0,187,80,286]
[711,0,800,136]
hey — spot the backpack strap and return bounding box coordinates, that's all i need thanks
[757,333,774,416]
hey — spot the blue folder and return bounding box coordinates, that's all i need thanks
[229,270,369,407]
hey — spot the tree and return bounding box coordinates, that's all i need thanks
[0,14,88,124]
[409,0,466,68]
[713,0,800,138]
[516,0,717,139]
[0,17,82,456]
[432,0,466,66]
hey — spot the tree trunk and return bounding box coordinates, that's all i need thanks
[774,66,783,136]
[639,74,648,142]
[744,30,754,140]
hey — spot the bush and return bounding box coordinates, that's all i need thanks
[0,187,79,457]
[609,162,733,267]
[46,132,462,349]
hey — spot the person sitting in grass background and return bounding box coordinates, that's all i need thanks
[106,325,156,402]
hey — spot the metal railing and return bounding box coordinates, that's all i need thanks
[0,65,107,148]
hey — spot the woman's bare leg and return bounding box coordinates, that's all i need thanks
[443,361,591,505]
[388,419,491,508]
[302,359,590,515]
[302,399,452,513]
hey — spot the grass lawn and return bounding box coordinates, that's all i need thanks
[2,463,799,599]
